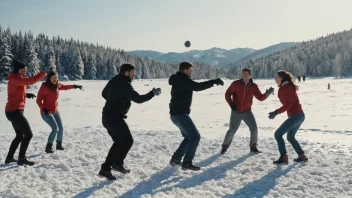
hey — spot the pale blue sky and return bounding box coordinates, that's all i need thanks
[1,0,352,53]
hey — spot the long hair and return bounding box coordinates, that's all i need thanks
[45,71,59,90]
[276,70,299,90]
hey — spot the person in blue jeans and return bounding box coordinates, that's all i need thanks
[268,70,308,164]
[36,71,83,153]
[168,61,224,170]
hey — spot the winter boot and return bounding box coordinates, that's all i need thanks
[17,157,35,166]
[169,158,182,166]
[250,146,262,154]
[181,164,201,171]
[112,164,131,174]
[56,141,64,150]
[294,153,308,162]
[45,143,54,153]
[5,156,17,164]
[98,169,117,180]
[273,155,288,165]
[220,145,229,155]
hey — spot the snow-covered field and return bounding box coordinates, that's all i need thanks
[0,77,351,198]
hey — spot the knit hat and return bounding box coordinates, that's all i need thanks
[12,60,26,72]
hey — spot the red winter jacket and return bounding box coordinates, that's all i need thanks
[36,83,74,114]
[275,82,304,117]
[225,79,267,113]
[5,72,46,112]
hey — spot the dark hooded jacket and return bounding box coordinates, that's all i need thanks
[169,71,214,115]
[102,74,154,116]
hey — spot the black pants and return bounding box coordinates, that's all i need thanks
[101,113,133,170]
[5,110,33,158]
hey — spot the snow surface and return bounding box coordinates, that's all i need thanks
[0,78,351,198]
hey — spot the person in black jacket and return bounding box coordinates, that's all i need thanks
[98,63,161,180]
[169,61,224,171]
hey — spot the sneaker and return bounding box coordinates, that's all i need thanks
[169,158,182,166]
[5,156,17,164]
[273,155,288,165]
[294,154,308,162]
[250,146,262,154]
[98,169,117,180]
[17,157,35,166]
[112,164,131,174]
[181,164,201,171]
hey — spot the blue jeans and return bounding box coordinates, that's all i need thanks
[41,111,64,144]
[274,113,305,155]
[171,114,201,165]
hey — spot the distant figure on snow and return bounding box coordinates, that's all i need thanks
[297,75,301,83]
[4,60,46,166]
[99,63,161,180]
[268,70,308,164]
[36,71,83,154]
[168,61,224,171]
[328,83,330,90]
[302,75,306,82]
[221,68,274,155]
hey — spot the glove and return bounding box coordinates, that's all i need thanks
[230,103,236,111]
[265,87,274,97]
[152,87,161,96]
[26,93,36,99]
[42,108,49,115]
[123,115,128,119]
[74,85,83,90]
[268,111,278,119]
[212,78,224,86]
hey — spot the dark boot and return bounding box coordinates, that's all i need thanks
[5,156,17,164]
[250,146,262,154]
[98,168,117,180]
[294,153,308,162]
[45,143,54,153]
[273,155,288,165]
[169,158,182,166]
[181,164,201,171]
[220,145,229,155]
[112,164,131,174]
[17,157,35,166]
[56,141,64,150]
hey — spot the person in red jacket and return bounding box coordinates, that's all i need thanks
[36,71,83,153]
[221,68,274,154]
[268,70,308,164]
[4,60,46,166]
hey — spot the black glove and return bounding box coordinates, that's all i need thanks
[74,85,83,90]
[265,87,274,97]
[26,93,36,99]
[152,87,161,96]
[268,111,278,119]
[42,108,49,115]
[212,78,224,86]
[230,103,236,111]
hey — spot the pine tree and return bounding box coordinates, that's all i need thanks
[335,53,342,78]
[0,31,13,78]
[106,58,117,79]
[71,50,84,80]
[24,33,40,77]
[84,53,97,79]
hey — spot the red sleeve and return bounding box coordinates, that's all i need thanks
[276,87,294,114]
[253,84,267,101]
[11,72,46,86]
[58,83,74,91]
[225,82,236,105]
[36,86,46,110]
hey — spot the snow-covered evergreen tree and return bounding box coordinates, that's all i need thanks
[24,33,40,77]
[0,31,13,78]
[84,53,97,79]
